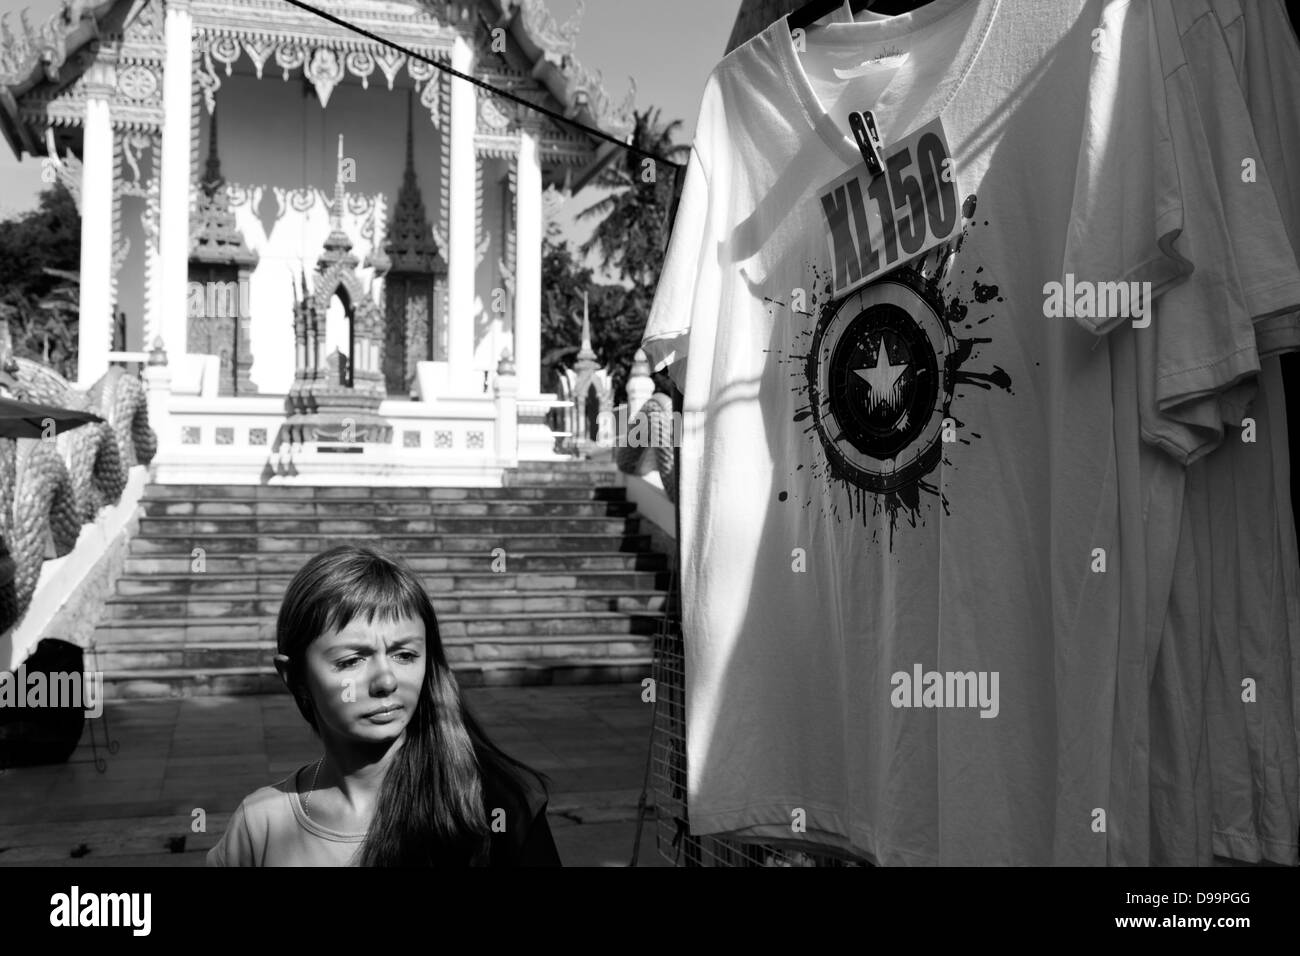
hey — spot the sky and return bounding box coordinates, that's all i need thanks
[0,0,740,261]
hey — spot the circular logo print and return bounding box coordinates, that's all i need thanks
[807,271,956,494]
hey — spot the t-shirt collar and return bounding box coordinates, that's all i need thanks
[771,0,1002,168]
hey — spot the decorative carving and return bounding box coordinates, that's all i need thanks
[286,186,318,213]
[0,9,67,87]
[118,128,153,196]
[420,71,439,127]
[189,107,257,396]
[210,36,241,76]
[385,91,444,277]
[0,353,157,631]
[6,0,630,179]
[381,92,445,395]
[141,139,161,346]
[305,47,342,108]
[344,49,373,89]
[503,160,517,300]
[407,55,435,90]
[190,106,258,268]
[196,43,221,113]
[360,200,378,245]
[555,55,635,140]
[241,36,274,78]
[112,235,130,274]
[285,135,392,445]
[274,42,305,81]
[123,0,164,44]
[519,0,584,57]
[561,291,614,450]
[42,126,82,212]
[373,48,405,90]
[226,182,253,207]
[479,95,510,130]
[116,63,158,102]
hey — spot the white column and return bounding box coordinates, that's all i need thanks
[158,0,194,362]
[77,79,114,388]
[447,35,477,394]
[514,130,543,398]
[494,360,518,466]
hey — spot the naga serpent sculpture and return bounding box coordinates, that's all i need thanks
[614,391,677,505]
[0,349,157,633]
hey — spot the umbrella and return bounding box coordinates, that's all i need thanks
[0,395,104,439]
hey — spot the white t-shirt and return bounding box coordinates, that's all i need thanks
[206,766,365,866]
[1146,0,1300,867]
[642,0,1251,865]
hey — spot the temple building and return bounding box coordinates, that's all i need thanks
[0,0,635,484]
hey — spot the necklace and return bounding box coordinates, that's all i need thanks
[302,756,324,819]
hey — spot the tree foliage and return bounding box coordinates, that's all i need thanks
[540,106,689,404]
[0,184,81,380]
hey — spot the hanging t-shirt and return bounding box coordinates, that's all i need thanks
[1063,0,1300,865]
[1147,0,1300,866]
[642,0,1247,865]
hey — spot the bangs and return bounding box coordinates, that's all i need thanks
[315,550,428,640]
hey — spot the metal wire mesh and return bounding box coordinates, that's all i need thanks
[635,435,870,867]
[642,606,869,867]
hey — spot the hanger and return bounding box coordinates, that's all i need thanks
[785,0,936,176]
[788,0,871,34]
[787,0,934,32]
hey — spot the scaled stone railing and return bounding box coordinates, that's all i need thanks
[0,351,157,635]
[612,348,676,504]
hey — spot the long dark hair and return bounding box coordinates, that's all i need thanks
[276,544,549,866]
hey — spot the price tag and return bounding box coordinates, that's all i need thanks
[816,116,961,298]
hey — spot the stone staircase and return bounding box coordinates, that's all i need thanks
[89,460,675,699]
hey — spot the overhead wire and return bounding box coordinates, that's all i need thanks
[277,0,686,171]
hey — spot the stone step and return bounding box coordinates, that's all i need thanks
[511,458,620,468]
[122,551,669,575]
[141,485,625,501]
[104,589,672,618]
[128,532,653,555]
[501,471,622,487]
[83,475,672,697]
[89,611,666,644]
[140,499,638,518]
[90,632,654,674]
[134,515,642,536]
[101,658,651,699]
[115,568,671,597]
[510,461,621,472]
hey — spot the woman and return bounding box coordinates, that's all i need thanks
[207,544,561,866]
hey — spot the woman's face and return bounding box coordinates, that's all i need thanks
[301,613,427,746]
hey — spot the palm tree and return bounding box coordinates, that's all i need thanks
[575,106,691,292]
[563,106,691,403]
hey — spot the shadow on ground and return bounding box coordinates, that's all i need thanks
[0,683,673,867]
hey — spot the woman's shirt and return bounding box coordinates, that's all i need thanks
[206,763,561,866]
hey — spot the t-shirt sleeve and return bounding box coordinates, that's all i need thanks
[641,141,714,394]
[1173,0,1300,358]
[206,802,257,867]
[1064,0,1188,330]
[1065,0,1261,463]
